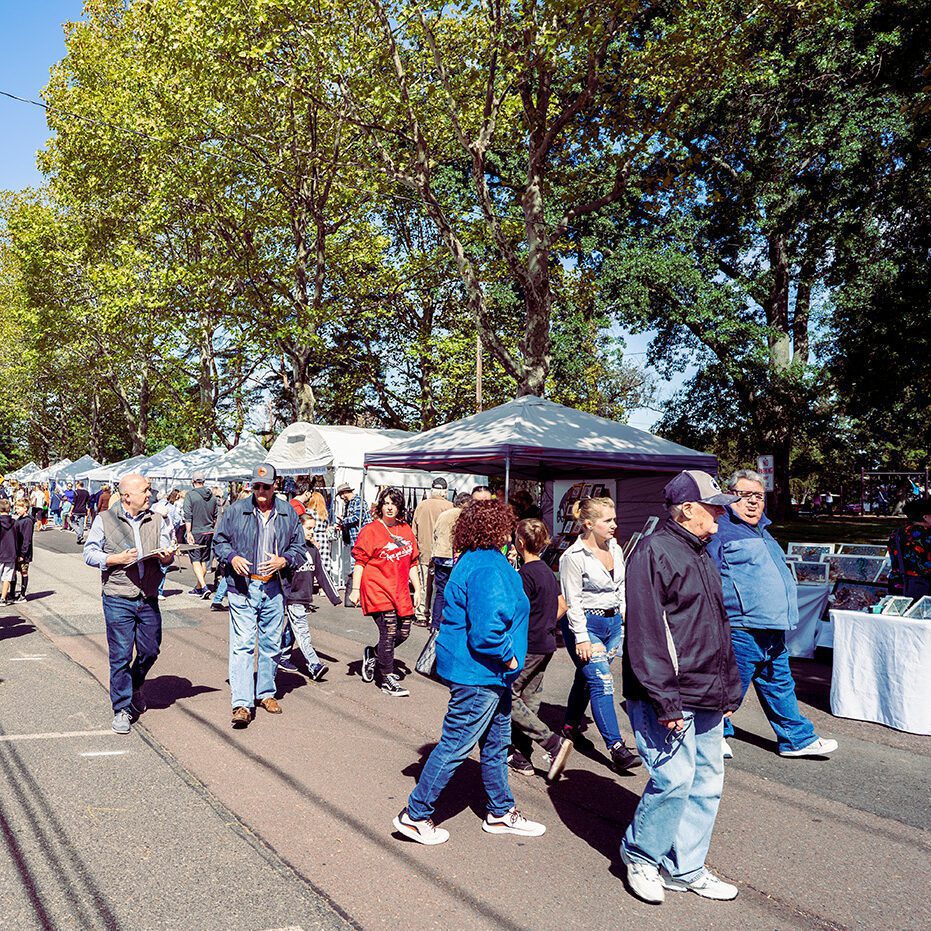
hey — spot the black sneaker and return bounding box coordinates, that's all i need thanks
[210,603,226,612]
[188,586,207,597]
[611,741,642,772]
[361,645,376,682]
[562,723,595,752]
[309,663,329,681]
[379,674,410,697]
[507,750,535,776]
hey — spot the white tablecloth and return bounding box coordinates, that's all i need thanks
[830,609,931,735]
[786,584,833,658]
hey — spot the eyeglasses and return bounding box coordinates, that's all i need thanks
[734,491,765,502]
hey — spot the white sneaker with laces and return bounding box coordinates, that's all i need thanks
[779,737,838,757]
[661,869,738,900]
[620,848,664,904]
[722,738,733,759]
[482,808,545,837]
[111,710,132,735]
[393,809,449,845]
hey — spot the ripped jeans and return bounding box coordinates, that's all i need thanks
[561,611,625,749]
[371,610,413,684]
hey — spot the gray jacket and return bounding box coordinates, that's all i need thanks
[84,506,167,599]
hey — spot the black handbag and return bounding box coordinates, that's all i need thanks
[415,628,440,679]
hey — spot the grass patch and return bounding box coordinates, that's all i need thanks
[768,515,902,549]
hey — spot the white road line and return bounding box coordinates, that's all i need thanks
[80,750,128,757]
[259,926,304,931]
[7,655,48,661]
[0,729,119,742]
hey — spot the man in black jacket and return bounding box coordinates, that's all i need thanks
[72,480,91,544]
[620,470,743,906]
[183,473,219,597]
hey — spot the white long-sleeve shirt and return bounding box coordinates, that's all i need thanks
[558,536,626,643]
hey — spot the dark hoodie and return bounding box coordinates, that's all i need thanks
[0,514,17,565]
[14,514,34,561]
[182,485,218,535]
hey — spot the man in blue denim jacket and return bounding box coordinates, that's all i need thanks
[213,463,307,728]
[708,469,838,760]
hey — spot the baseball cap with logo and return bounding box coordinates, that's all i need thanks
[664,470,739,507]
[431,477,448,490]
[251,463,277,485]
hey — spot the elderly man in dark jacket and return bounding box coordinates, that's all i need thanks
[620,470,743,906]
[213,463,307,728]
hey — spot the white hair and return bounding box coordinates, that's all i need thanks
[727,468,765,490]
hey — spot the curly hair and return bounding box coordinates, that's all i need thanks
[374,486,407,522]
[454,500,516,552]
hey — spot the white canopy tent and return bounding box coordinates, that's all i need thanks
[52,455,101,483]
[4,461,38,481]
[202,436,269,482]
[156,448,226,483]
[22,458,72,484]
[81,454,150,484]
[266,422,468,502]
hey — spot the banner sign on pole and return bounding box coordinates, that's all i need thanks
[757,455,775,492]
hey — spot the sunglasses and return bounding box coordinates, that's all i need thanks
[253,482,273,490]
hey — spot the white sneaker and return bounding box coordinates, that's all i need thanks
[779,737,838,757]
[620,848,664,904]
[662,869,738,900]
[722,738,733,759]
[111,710,132,735]
[393,809,449,845]
[482,808,546,837]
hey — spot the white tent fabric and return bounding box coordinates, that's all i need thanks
[266,422,468,501]
[81,454,149,484]
[133,445,184,478]
[4,461,37,481]
[202,436,269,482]
[52,455,101,482]
[23,458,72,483]
[157,448,226,482]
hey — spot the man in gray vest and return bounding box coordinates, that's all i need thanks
[84,473,175,734]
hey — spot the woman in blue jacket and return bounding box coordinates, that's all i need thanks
[393,500,546,845]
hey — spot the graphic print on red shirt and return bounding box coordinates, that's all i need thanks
[351,520,419,616]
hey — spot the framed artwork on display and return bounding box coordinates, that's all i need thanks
[794,561,830,584]
[838,544,888,557]
[872,595,897,613]
[786,561,798,581]
[880,597,914,616]
[831,581,887,612]
[788,542,836,562]
[785,554,801,562]
[903,596,931,619]
[873,558,892,584]
[823,555,888,583]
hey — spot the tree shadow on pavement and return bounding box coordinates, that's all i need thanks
[547,767,639,867]
[23,590,55,601]
[788,657,833,715]
[0,615,36,642]
[144,675,221,710]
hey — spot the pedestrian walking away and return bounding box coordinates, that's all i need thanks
[71,480,91,543]
[620,470,743,905]
[278,512,341,680]
[429,492,472,631]
[394,500,545,846]
[0,500,19,604]
[213,463,307,728]
[410,477,453,626]
[183,472,219,598]
[558,496,640,772]
[708,468,839,760]
[508,518,573,782]
[349,487,421,697]
[82,473,176,735]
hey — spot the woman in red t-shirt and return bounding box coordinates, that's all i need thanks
[350,488,421,696]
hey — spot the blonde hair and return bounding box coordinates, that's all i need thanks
[571,496,615,524]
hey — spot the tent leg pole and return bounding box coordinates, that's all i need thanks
[505,456,510,502]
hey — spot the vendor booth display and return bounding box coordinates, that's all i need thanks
[364,395,717,543]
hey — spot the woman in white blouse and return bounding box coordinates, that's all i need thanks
[559,496,641,772]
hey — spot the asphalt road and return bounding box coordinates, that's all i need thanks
[4,528,930,930]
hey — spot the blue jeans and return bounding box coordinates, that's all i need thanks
[407,683,514,822]
[227,579,285,708]
[281,603,321,667]
[212,573,229,605]
[622,699,725,882]
[102,594,163,713]
[723,628,817,752]
[562,612,624,748]
[431,560,453,632]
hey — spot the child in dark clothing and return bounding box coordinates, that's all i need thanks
[278,512,341,680]
[10,499,34,602]
[0,499,17,604]
[508,518,574,782]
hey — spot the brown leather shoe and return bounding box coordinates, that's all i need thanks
[231,706,252,727]
[257,697,282,714]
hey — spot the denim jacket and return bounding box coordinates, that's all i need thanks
[707,508,798,631]
[213,495,307,595]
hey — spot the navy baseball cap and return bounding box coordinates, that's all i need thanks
[664,470,739,507]
[251,463,277,485]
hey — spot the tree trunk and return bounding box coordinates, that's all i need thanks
[793,254,815,365]
[518,170,552,397]
[287,349,315,422]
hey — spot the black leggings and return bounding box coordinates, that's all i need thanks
[371,611,412,683]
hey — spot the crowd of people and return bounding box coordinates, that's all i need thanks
[32,458,854,908]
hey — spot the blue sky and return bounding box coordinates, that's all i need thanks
[0,2,684,430]
[0,2,83,192]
